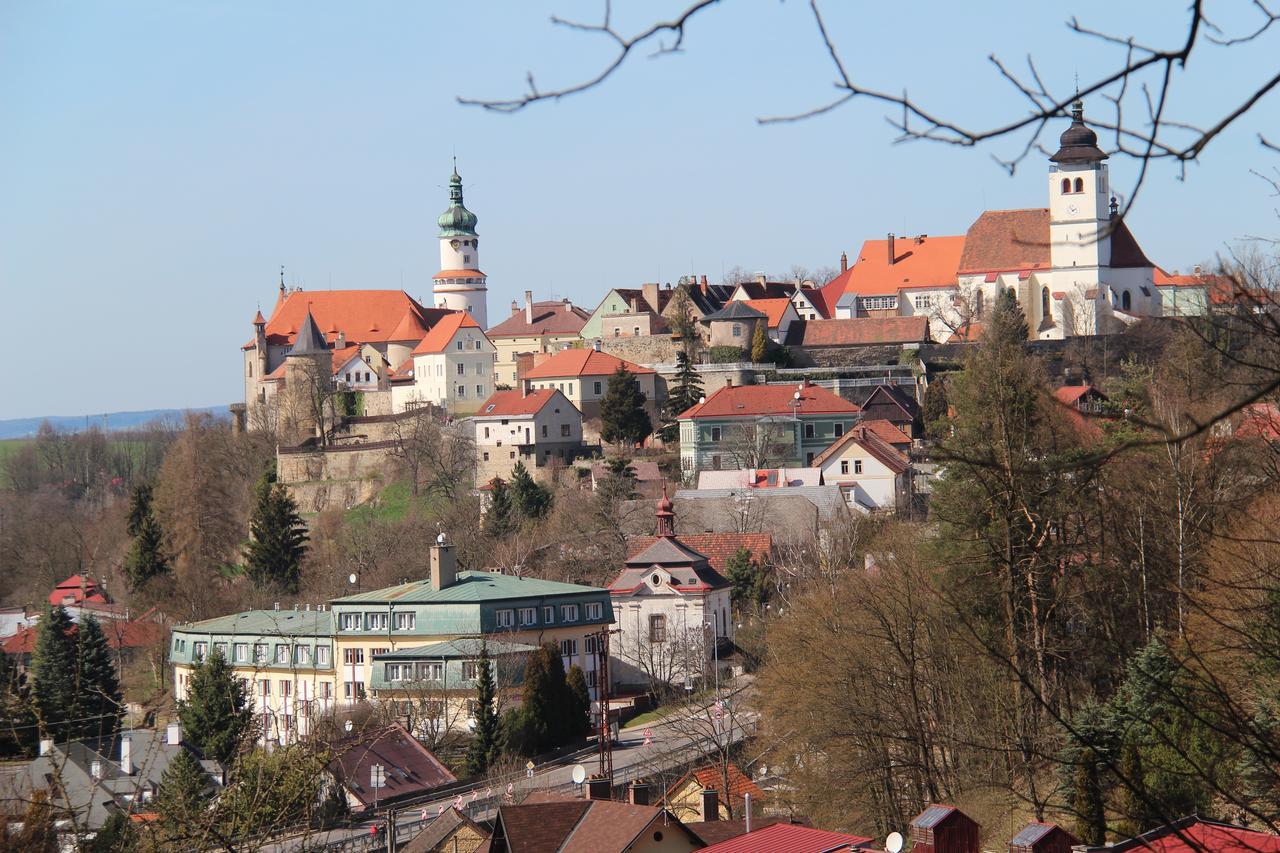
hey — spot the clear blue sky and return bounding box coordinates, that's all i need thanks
[3,1,1276,419]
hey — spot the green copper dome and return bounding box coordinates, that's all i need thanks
[437,168,478,237]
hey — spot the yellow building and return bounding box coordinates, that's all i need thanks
[486,291,589,387]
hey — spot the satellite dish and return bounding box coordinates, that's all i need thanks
[571,764,587,785]
[794,391,801,400]
[344,719,353,733]
[348,573,358,585]
[886,831,904,853]
[698,396,705,404]
[436,533,446,545]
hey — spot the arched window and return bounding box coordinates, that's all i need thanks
[1121,290,1132,311]
[1074,177,1084,193]
[1041,286,1051,320]
[1061,178,1071,194]
[973,291,984,319]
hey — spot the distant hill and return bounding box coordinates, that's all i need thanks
[0,406,229,440]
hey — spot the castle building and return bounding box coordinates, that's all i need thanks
[432,165,488,328]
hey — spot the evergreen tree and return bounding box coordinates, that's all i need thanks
[725,546,766,615]
[75,615,122,741]
[244,466,308,593]
[1072,746,1108,846]
[0,651,36,757]
[465,645,502,776]
[30,605,78,743]
[600,365,651,447]
[750,318,769,363]
[506,643,573,754]
[509,461,552,520]
[658,350,704,442]
[565,665,592,738]
[89,810,138,853]
[177,647,254,765]
[484,478,515,537]
[123,483,169,589]
[155,746,211,842]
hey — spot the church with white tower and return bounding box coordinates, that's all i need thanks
[432,164,489,328]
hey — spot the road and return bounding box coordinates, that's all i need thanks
[268,691,756,852]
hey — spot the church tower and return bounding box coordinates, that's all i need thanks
[1048,100,1112,275]
[432,164,488,328]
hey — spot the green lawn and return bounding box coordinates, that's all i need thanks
[624,690,714,728]
[343,480,449,525]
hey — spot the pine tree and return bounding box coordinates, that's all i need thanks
[509,461,552,520]
[507,643,574,754]
[177,646,254,765]
[465,645,502,776]
[30,605,78,743]
[750,318,769,362]
[725,546,766,615]
[244,466,308,592]
[155,746,211,841]
[123,482,169,589]
[484,478,515,537]
[599,365,651,447]
[89,810,138,853]
[658,350,704,442]
[75,615,122,741]
[125,483,152,537]
[565,665,592,738]
[1072,746,1108,846]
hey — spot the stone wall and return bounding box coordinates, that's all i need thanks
[789,344,914,368]
[599,335,680,366]
[277,443,394,513]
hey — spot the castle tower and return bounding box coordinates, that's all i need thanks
[432,164,489,328]
[281,307,330,446]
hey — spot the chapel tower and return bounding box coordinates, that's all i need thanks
[1048,100,1112,275]
[432,163,489,328]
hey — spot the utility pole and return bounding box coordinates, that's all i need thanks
[594,626,621,784]
[385,806,396,853]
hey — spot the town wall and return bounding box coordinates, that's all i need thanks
[599,335,680,366]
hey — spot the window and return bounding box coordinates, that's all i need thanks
[316,645,331,666]
[834,422,844,437]
[586,602,603,620]
[913,294,936,310]
[710,426,722,442]
[254,643,268,663]
[483,452,490,461]
[320,682,331,700]
[633,326,640,336]
[613,327,621,337]
[475,340,482,350]
[732,323,742,338]
[394,612,416,631]
[649,614,667,643]
[560,424,571,437]
[974,291,985,319]
[260,679,271,696]
[593,381,602,395]
[193,642,208,661]
[542,424,548,437]
[456,362,465,375]
[279,680,291,699]
[1121,289,1132,311]
[712,455,721,470]
[495,609,515,628]
[417,662,443,681]
[1061,177,1071,194]
[343,648,365,665]
[477,384,484,397]
[840,460,849,475]
[543,605,555,624]
[371,647,389,657]
[519,607,537,626]
[234,643,248,663]
[365,612,388,631]
[585,636,598,654]
[462,661,480,680]
[804,423,815,439]
[484,427,490,438]
[806,452,815,465]
[855,459,863,474]
[343,682,365,700]
[339,613,361,631]
[560,639,578,657]
[294,645,311,665]
[275,644,289,664]
[1074,177,1084,193]
[385,663,407,682]
[561,604,579,622]
[861,296,898,311]
[456,340,463,351]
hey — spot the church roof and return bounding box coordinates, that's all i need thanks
[290,308,329,355]
[626,536,710,568]
[828,234,966,298]
[249,289,447,350]
[1050,100,1109,163]
[958,207,1152,272]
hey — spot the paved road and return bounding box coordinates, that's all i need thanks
[269,690,755,852]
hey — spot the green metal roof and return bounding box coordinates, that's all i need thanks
[173,609,334,637]
[373,639,536,660]
[331,571,607,605]
[438,168,478,237]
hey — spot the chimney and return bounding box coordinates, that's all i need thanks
[166,722,181,746]
[90,760,103,781]
[586,777,612,800]
[628,782,650,806]
[120,734,133,776]
[887,233,896,265]
[754,273,767,285]
[39,738,53,756]
[592,339,602,352]
[744,792,752,833]
[562,299,572,313]
[700,275,709,295]
[916,234,927,244]
[724,377,733,388]
[840,251,848,273]
[336,330,346,348]
[430,540,458,590]
[511,298,519,315]
[642,282,660,313]
[700,789,719,821]
[524,290,533,324]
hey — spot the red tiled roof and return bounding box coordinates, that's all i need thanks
[523,349,654,379]
[474,389,568,418]
[49,575,109,606]
[1154,267,1213,287]
[330,345,370,376]
[859,418,911,446]
[665,763,763,804]
[411,311,482,356]
[678,383,860,420]
[329,723,456,809]
[741,298,793,328]
[959,209,1051,274]
[784,317,929,347]
[432,268,486,280]
[1053,385,1097,405]
[812,426,909,474]
[389,309,430,343]
[2,619,165,656]
[487,301,590,337]
[810,278,845,319]
[699,822,871,853]
[1107,817,1280,853]
[826,234,965,297]
[625,532,772,575]
[250,290,447,350]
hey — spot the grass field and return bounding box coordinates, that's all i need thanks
[343,479,449,525]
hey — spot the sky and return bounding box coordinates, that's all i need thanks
[3,1,1278,419]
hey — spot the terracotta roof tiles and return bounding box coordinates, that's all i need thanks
[741,298,793,327]
[522,349,654,379]
[826,234,965,298]
[411,311,482,356]
[679,382,859,420]
[474,389,570,418]
[487,301,590,337]
[783,317,929,347]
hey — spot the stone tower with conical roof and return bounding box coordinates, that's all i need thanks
[433,164,489,328]
[281,307,331,446]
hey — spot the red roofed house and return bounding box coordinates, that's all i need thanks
[325,722,457,812]
[4,609,168,673]
[812,424,911,513]
[821,100,1166,343]
[472,388,588,484]
[663,763,763,822]
[49,574,110,608]
[1085,815,1280,853]
[676,380,861,478]
[487,290,592,388]
[522,347,660,441]
[388,311,496,416]
[697,822,871,853]
[735,298,799,343]
[609,497,735,690]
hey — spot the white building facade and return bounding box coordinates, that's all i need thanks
[432,165,489,328]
